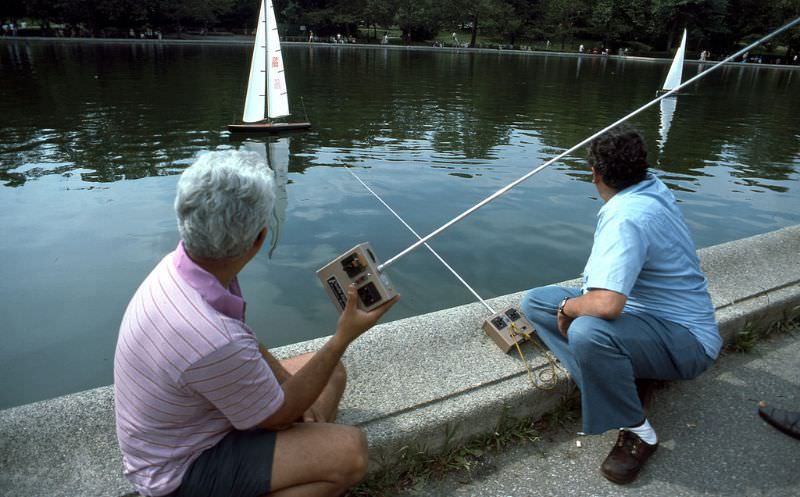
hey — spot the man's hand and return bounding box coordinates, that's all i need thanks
[334,284,399,345]
[556,290,628,338]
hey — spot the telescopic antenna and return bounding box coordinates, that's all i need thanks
[377,16,800,272]
[346,167,496,314]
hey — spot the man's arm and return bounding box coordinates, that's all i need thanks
[258,285,398,430]
[557,289,627,336]
[259,344,292,384]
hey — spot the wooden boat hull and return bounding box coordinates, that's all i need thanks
[228,122,311,133]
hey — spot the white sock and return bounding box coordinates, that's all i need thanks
[624,418,658,445]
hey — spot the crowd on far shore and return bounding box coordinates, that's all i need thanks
[3,21,800,66]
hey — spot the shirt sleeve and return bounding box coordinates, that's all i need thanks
[182,335,285,430]
[582,213,648,297]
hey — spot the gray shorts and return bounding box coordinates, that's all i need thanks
[167,429,277,497]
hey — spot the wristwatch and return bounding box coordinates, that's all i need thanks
[558,297,572,318]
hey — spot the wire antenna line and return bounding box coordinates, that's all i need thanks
[346,167,497,314]
[378,16,800,272]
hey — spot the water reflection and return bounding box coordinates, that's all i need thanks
[658,96,677,158]
[2,43,799,189]
[238,137,291,257]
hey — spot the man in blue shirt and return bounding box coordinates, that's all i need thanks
[521,125,720,484]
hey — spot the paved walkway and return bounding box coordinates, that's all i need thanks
[394,331,800,497]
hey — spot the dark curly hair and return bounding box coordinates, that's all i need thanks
[588,124,649,191]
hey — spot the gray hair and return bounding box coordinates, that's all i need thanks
[175,150,276,260]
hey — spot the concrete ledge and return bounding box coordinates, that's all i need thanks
[1,225,799,496]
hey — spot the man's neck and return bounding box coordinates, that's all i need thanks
[596,182,618,203]
[186,251,246,289]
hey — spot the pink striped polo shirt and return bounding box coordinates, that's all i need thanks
[114,242,284,497]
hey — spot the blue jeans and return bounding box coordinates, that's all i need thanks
[521,285,713,434]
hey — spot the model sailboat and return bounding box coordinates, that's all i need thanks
[228,0,310,133]
[657,29,687,96]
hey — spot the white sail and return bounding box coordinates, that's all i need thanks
[242,0,290,123]
[662,29,687,91]
[265,0,290,119]
[242,2,267,122]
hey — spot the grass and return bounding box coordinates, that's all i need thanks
[728,307,800,354]
[346,386,580,497]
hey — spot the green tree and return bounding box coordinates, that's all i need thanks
[443,0,527,47]
[589,0,650,47]
[363,0,396,40]
[396,0,442,42]
[651,0,729,51]
[545,0,588,50]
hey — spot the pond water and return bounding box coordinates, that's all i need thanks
[1,41,799,409]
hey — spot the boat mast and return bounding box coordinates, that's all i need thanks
[268,0,271,121]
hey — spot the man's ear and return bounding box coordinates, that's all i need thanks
[253,227,268,249]
[590,166,599,184]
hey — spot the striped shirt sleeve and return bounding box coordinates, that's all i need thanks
[181,335,285,430]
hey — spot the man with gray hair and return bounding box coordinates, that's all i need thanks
[114,150,398,497]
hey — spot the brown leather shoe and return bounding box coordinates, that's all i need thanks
[600,430,658,484]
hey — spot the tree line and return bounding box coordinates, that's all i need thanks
[3,0,800,56]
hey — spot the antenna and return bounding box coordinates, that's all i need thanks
[346,167,496,314]
[377,16,800,272]
[345,168,555,382]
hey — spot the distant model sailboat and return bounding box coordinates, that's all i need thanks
[656,29,685,153]
[228,0,310,133]
[657,29,687,96]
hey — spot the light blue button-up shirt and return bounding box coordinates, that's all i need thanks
[582,173,721,358]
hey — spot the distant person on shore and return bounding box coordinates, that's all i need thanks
[579,44,585,53]
[452,32,460,47]
[113,150,398,497]
[521,125,720,485]
[308,30,314,43]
